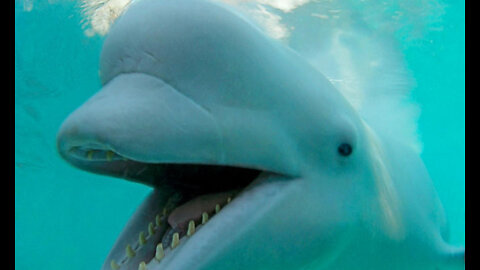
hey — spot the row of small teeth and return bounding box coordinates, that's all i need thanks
[110,197,232,270]
[69,147,126,161]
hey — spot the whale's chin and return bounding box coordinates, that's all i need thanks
[59,145,289,269]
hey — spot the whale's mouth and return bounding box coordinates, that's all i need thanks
[61,145,281,270]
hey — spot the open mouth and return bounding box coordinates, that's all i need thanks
[62,145,283,270]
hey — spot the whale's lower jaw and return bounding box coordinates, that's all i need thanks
[59,145,289,270]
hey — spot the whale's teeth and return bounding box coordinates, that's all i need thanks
[126,244,136,258]
[187,220,195,236]
[227,197,232,203]
[155,243,165,261]
[138,261,147,270]
[87,150,94,160]
[148,222,155,236]
[139,231,147,245]
[171,232,180,249]
[156,214,162,226]
[202,212,209,224]
[110,260,120,270]
[106,150,114,161]
[215,204,221,214]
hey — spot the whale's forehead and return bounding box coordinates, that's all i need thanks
[99,0,352,114]
[100,0,278,97]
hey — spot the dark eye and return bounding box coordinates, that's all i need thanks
[338,143,353,156]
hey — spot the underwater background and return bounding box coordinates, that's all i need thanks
[15,0,464,269]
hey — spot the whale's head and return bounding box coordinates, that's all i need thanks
[56,0,462,269]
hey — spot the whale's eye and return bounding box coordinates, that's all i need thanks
[338,143,353,156]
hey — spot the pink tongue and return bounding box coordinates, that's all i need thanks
[168,191,235,230]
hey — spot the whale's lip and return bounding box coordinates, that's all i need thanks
[58,143,285,187]
[58,144,292,270]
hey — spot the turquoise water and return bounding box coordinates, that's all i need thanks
[15,1,464,269]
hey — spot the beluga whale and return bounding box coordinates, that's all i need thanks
[56,0,465,269]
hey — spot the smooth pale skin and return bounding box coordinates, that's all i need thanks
[56,0,464,269]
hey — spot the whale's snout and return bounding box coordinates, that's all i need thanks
[57,73,222,163]
[56,72,226,187]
